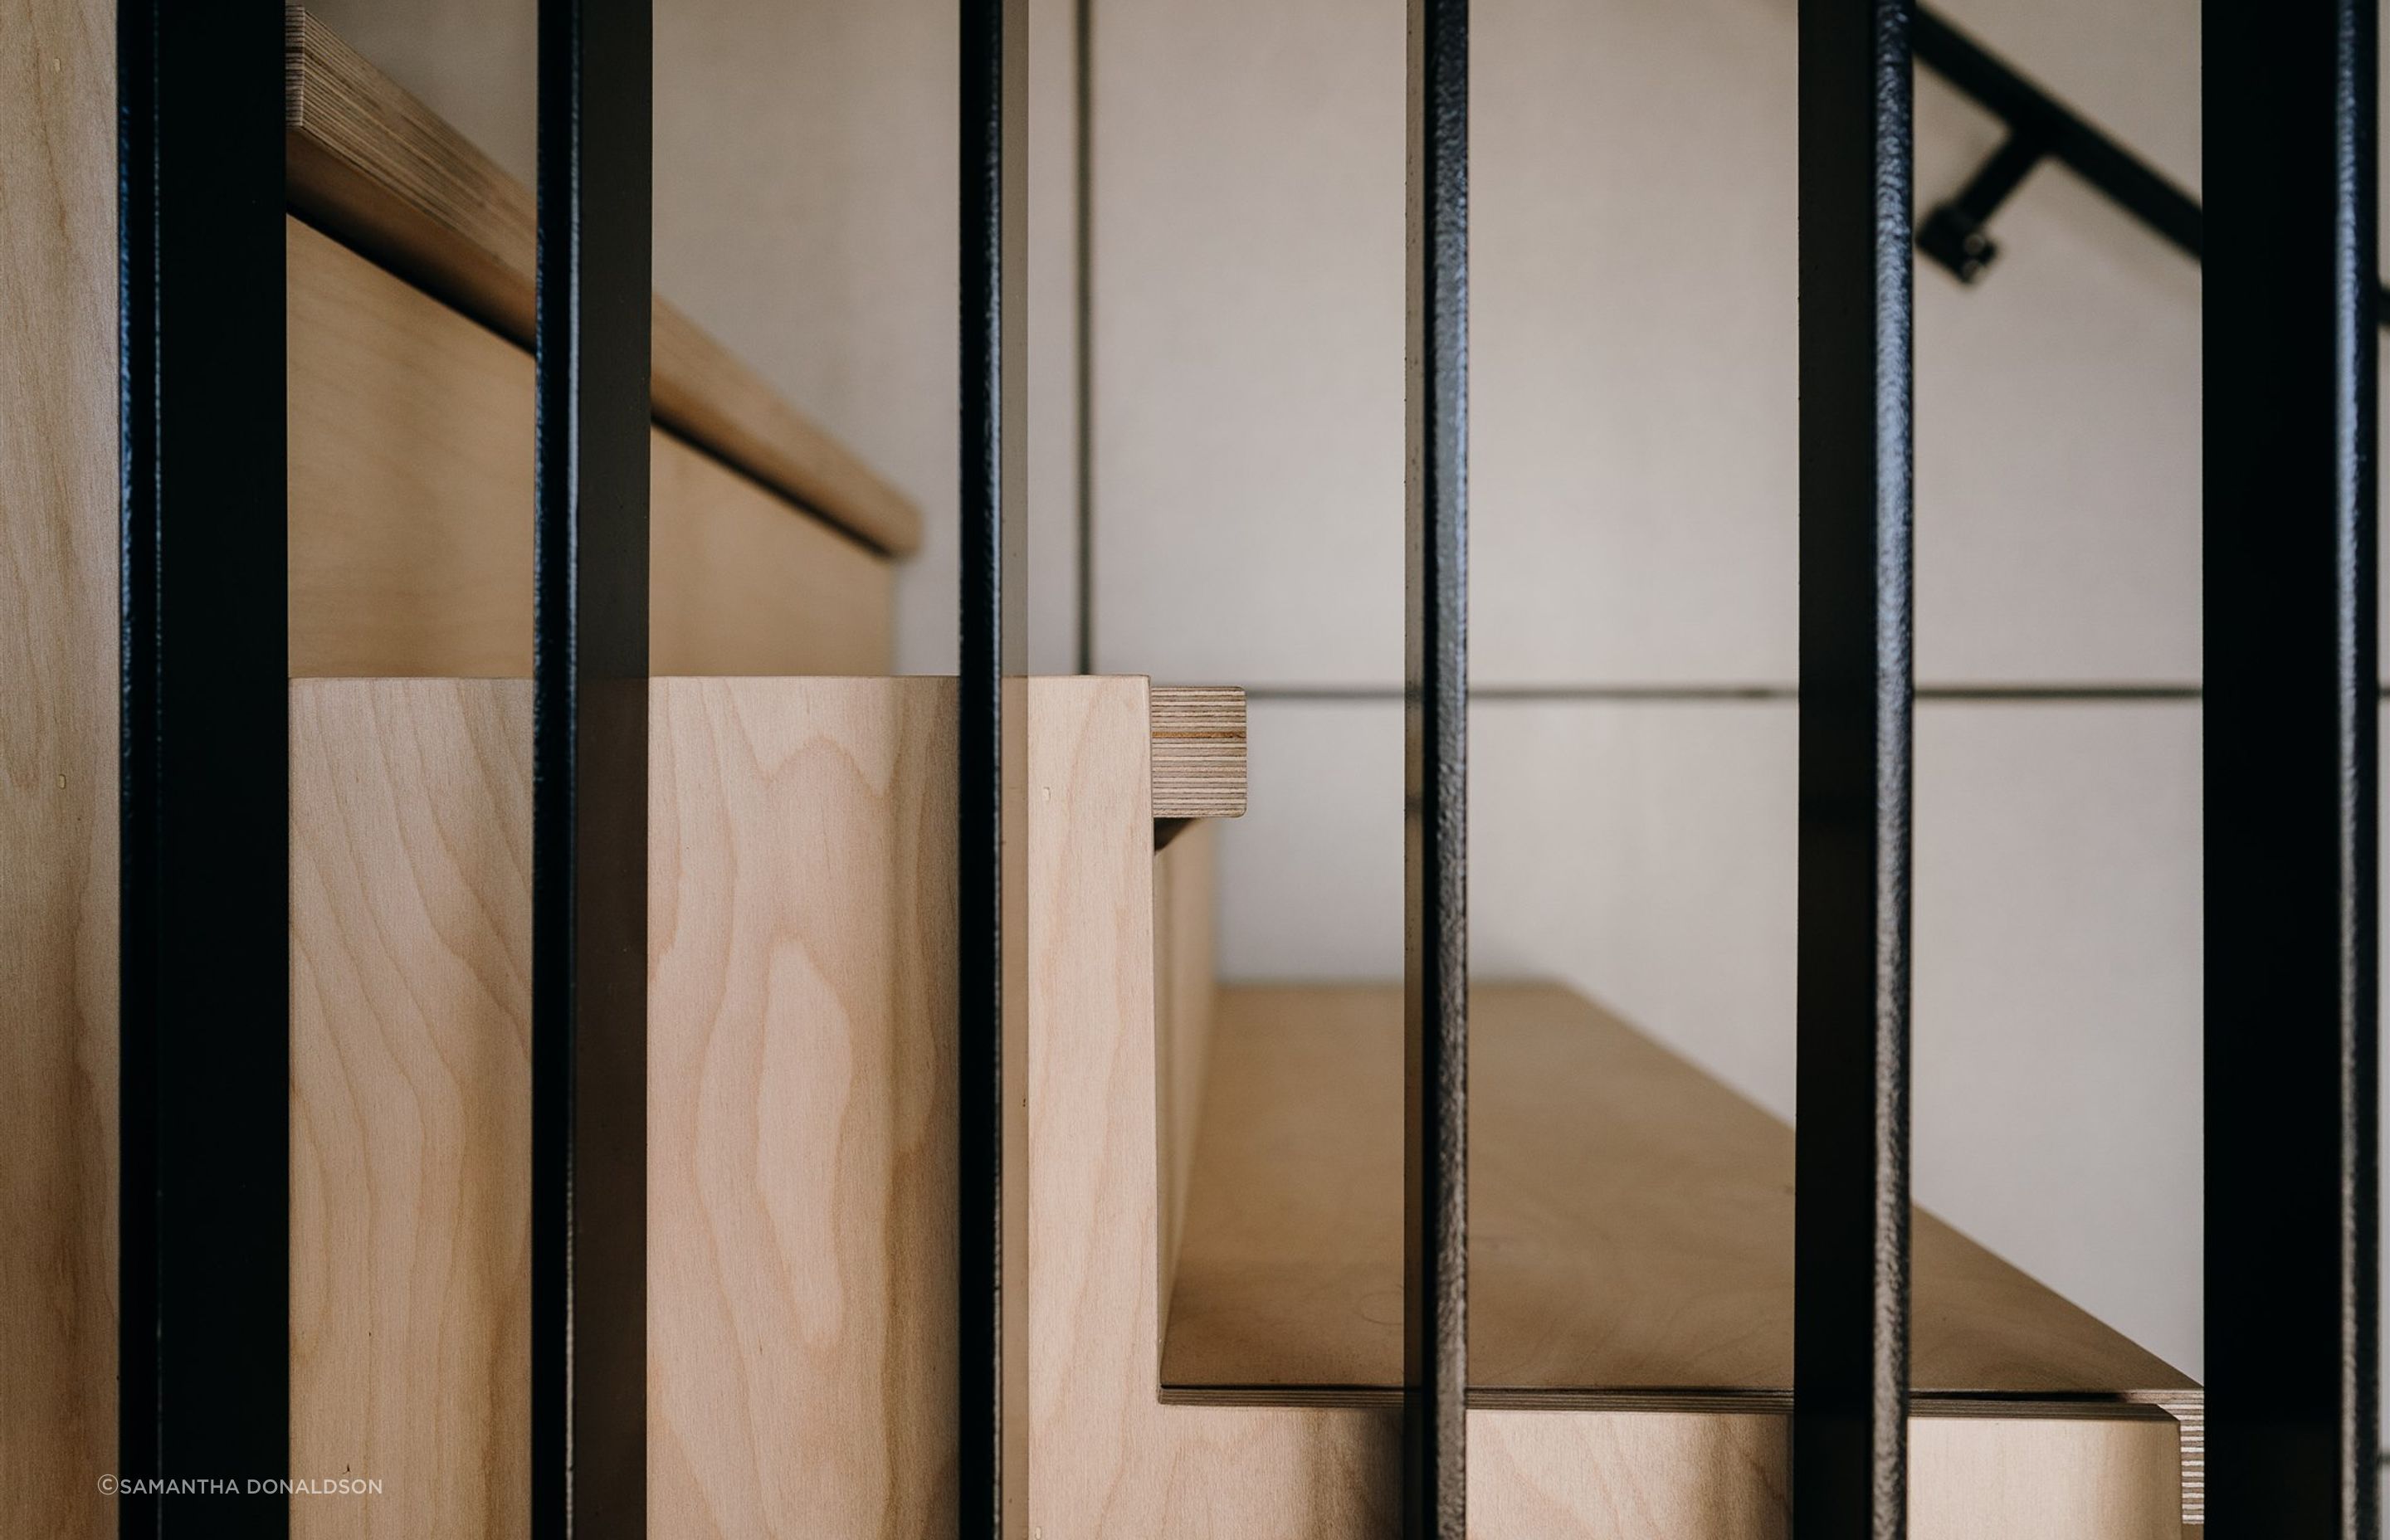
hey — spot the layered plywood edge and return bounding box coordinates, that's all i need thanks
[283,5,920,557]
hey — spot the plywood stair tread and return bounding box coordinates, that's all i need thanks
[1163,982,2197,1408]
[283,5,921,557]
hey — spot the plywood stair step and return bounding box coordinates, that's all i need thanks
[284,5,919,557]
[1158,982,2204,1532]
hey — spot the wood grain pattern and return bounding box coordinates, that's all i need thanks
[1028,677,1400,1537]
[1471,1406,2180,1540]
[287,216,892,677]
[290,679,958,1538]
[278,675,2173,1533]
[1905,1407,2184,1540]
[290,680,532,1540]
[1149,685,1246,819]
[284,6,921,556]
[1163,982,2197,1401]
[648,678,958,1538]
[1153,817,1219,1342]
[2,2,118,1534]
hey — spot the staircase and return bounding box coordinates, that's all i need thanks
[6,7,2211,1537]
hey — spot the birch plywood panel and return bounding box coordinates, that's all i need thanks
[647,677,958,1537]
[2,2,118,1534]
[291,679,958,1537]
[1154,817,1219,1333]
[1164,984,2196,1404]
[286,217,892,678]
[1027,677,1399,1536]
[284,7,922,555]
[1471,1406,2179,1540]
[290,680,532,1540]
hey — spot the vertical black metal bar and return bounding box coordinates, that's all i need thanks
[1793,0,1914,1535]
[530,0,650,1533]
[960,0,1027,1531]
[2204,0,2378,1533]
[1403,0,1468,1535]
[118,2,289,1532]
[1073,0,1096,676]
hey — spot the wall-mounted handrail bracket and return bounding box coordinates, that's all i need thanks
[1917,129,2048,283]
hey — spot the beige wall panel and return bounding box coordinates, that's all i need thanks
[1913,701,2202,1378]
[290,680,533,1540]
[1090,0,2213,687]
[2,2,118,1535]
[288,217,891,678]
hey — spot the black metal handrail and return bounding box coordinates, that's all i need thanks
[1915,2,2390,324]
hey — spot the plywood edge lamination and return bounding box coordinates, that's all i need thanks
[282,5,922,557]
[1149,685,1246,820]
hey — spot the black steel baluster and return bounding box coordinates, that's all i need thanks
[960,0,1027,1532]
[530,0,651,1533]
[1404,0,1469,1535]
[2204,0,2378,1534]
[1793,0,1914,1534]
[118,2,290,1531]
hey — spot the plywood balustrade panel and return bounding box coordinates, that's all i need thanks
[287,217,893,678]
[2,2,119,1534]
[291,678,959,1537]
[1027,677,1400,1536]
[647,676,958,1537]
[290,679,533,1540]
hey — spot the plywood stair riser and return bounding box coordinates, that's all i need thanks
[288,217,894,679]
[292,676,2185,1537]
[284,5,922,557]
